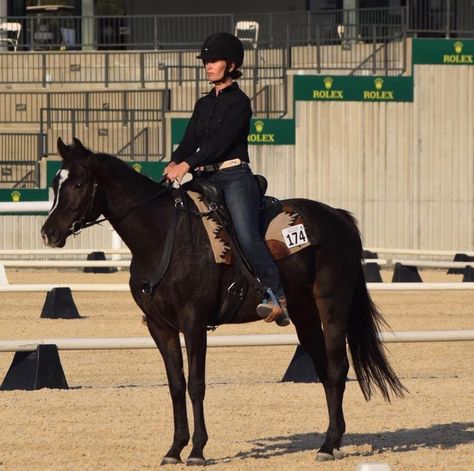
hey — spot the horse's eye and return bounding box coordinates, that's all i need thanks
[75,182,85,189]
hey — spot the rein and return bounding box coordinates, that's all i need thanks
[69,178,171,236]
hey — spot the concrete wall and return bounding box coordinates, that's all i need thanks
[257,64,473,250]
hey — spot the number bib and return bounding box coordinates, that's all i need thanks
[281,224,308,249]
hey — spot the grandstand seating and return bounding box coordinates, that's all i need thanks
[0,22,22,51]
[0,7,411,188]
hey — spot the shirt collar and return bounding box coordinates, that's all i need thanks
[208,81,239,96]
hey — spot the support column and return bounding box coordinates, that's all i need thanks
[343,0,358,45]
[82,0,94,50]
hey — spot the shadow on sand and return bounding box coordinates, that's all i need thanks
[208,422,474,464]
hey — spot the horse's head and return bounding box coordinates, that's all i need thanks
[41,137,103,248]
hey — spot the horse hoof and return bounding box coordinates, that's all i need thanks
[316,452,335,462]
[333,448,345,459]
[160,456,182,465]
[186,457,206,466]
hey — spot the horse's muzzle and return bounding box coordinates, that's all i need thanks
[41,226,63,247]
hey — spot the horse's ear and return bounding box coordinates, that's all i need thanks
[72,137,87,154]
[57,137,71,159]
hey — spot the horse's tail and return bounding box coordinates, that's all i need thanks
[347,265,407,401]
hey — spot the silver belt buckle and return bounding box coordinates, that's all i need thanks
[219,158,241,170]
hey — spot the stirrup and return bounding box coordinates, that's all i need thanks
[257,292,290,327]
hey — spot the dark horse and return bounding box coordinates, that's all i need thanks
[41,138,405,465]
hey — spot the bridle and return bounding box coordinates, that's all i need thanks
[68,177,172,236]
[69,181,103,236]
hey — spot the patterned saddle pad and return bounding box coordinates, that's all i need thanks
[187,191,318,265]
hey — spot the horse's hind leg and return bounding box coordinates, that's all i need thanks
[291,291,347,460]
[314,293,351,461]
[290,290,328,383]
[145,316,190,465]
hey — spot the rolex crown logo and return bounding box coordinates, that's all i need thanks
[11,190,21,202]
[255,120,264,133]
[454,41,463,54]
[374,77,384,90]
[132,163,142,173]
[323,77,333,90]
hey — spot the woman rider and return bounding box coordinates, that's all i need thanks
[163,32,290,327]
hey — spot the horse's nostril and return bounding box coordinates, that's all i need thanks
[41,226,59,245]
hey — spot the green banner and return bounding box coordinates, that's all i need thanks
[171,118,189,146]
[46,160,166,186]
[0,189,48,202]
[171,118,295,146]
[248,118,295,145]
[413,38,474,65]
[294,75,414,102]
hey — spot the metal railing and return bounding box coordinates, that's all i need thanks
[0,133,42,188]
[288,21,405,75]
[0,51,287,116]
[407,0,474,37]
[1,6,471,53]
[0,89,168,124]
[40,108,166,161]
[0,8,410,51]
[159,61,288,116]
[0,48,287,85]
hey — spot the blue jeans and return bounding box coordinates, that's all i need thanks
[205,164,284,299]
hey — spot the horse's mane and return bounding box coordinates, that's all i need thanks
[94,151,162,193]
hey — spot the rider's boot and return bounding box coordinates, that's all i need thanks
[257,295,291,327]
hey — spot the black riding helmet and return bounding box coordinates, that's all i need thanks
[197,32,244,80]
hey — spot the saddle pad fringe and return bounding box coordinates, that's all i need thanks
[188,191,232,264]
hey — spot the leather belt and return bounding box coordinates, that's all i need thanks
[197,158,243,173]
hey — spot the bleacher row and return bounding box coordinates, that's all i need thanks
[0,37,406,188]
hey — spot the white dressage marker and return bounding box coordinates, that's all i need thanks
[0,264,8,285]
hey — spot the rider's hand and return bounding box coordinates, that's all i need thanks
[163,161,176,179]
[164,161,190,184]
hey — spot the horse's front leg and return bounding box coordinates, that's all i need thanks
[146,316,190,465]
[182,324,208,466]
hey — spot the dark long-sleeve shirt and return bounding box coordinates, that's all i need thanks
[171,82,252,168]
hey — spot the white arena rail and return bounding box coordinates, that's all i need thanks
[1,248,471,258]
[362,259,387,265]
[367,248,474,257]
[0,284,130,292]
[0,260,130,268]
[0,330,473,353]
[392,259,474,269]
[0,201,52,212]
[1,282,474,292]
[0,260,384,268]
[0,249,131,256]
[368,282,474,291]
